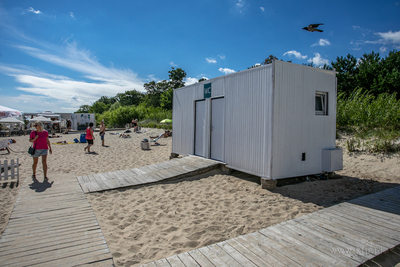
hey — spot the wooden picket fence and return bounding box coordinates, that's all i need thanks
[0,159,19,185]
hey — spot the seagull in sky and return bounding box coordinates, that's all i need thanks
[302,23,324,32]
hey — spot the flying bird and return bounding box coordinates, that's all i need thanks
[303,23,324,32]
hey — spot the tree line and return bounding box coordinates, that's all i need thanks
[75,50,399,127]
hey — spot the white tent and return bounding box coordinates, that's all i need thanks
[0,117,24,124]
[37,111,60,119]
[28,116,52,122]
[0,117,24,136]
[0,105,22,119]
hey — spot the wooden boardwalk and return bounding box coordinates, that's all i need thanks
[0,173,114,267]
[77,156,222,193]
[139,186,400,267]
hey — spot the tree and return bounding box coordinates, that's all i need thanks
[262,55,278,65]
[168,67,187,89]
[160,88,173,110]
[356,51,382,94]
[75,105,91,113]
[116,90,144,106]
[331,54,359,95]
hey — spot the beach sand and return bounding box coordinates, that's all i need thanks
[0,129,399,266]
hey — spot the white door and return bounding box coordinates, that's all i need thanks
[195,100,206,157]
[211,97,224,161]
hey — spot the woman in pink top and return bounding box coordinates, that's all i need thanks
[29,121,52,181]
[84,122,95,153]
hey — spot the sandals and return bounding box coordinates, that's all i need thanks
[44,177,49,181]
[32,175,36,180]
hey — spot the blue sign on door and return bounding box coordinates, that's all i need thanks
[204,83,211,99]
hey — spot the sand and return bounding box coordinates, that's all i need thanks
[0,129,399,266]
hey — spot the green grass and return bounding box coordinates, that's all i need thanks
[337,89,400,154]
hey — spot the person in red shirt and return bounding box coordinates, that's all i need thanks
[84,122,95,153]
[29,121,52,181]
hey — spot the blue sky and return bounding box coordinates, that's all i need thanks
[1,0,399,113]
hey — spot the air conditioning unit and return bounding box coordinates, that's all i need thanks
[322,148,343,172]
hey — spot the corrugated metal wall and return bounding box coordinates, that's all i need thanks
[271,61,337,179]
[172,61,337,179]
[223,65,274,177]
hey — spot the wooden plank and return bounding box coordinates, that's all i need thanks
[197,246,230,266]
[0,173,113,267]
[286,220,372,263]
[259,226,336,267]
[165,255,185,267]
[233,234,285,267]
[301,213,393,251]
[338,202,400,225]
[313,211,400,246]
[225,238,272,267]
[237,232,302,266]
[153,258,171,267]
[139,262,157,267]
[350,198,400,215]
[278,221,361,266]
[89,174,110,191]
[328,206,400,235]
[187,249,215,267]
[292,216,382,257]
[207,243,242,267]
[217,241,256,266]
[176,252,200,267]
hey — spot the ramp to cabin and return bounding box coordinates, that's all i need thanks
[139,186,400,267]
[0,173,114,267]
[77,156,222,193]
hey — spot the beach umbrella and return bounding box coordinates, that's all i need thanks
[0,105,22,119]
[28,116,52,122]
[160,119,172,123]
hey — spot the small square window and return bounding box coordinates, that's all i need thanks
[316,92,328,115]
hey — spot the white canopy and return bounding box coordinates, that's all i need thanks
[37,111,60,119]
[0,117,24,124]
[0,105,22,119]
[28,116,52,122]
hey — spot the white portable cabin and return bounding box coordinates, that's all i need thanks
[172,60,342,181]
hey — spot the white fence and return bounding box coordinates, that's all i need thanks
[0,159,19,184]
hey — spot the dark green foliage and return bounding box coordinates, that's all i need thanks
[332,50,400,98]
[331,53,359,96]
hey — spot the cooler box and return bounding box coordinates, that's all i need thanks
[80,133,87,143]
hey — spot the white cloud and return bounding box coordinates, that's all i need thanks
[169,61,178,67]
[184,77,198,86]
[375,30,400,47]
[28,7,41,14]
[260,7,265,12]
[218,68,235,75]
[311,39,331,47]
[218,54,225,60]
[0,40,145,112]
[69,12,74,18]
[307,53,329,66]
[206,58,217,64]
[283,50,308,59]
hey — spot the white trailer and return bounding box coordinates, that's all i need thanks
[172,60,342,185]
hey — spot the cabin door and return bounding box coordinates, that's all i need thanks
[194,100,206,157]
[211,97,224,161]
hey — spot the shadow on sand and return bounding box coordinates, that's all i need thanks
[29,178,54,192]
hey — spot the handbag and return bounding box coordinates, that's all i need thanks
[28,146,35,155]
[28,131,36,155]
